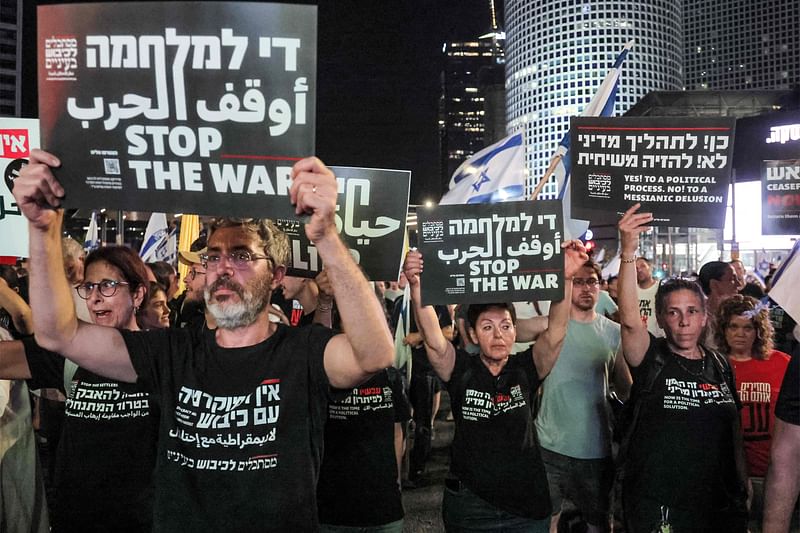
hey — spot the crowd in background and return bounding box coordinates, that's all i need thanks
[1,195,799,532]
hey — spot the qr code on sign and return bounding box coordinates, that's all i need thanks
[104,158,121,175]
[421,221,444,242]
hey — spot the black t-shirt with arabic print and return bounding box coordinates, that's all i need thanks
[121,324,335,532]
[24,337,158,532]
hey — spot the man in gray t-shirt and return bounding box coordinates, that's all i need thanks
[535,261,631,533]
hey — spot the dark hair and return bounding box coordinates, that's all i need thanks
[85,246,149,297]
[607,275,619,284]
[136,281,167,320]
[0,265,19,290]
[698,261,731,296]
[581,260,602,280]
[715,295,773,360]
[148,261,175,290]
[467,303,517,330]
[655,278,706,317]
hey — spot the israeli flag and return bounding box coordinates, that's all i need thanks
[139,212,169,263]
[769,239,800,323]
[83,211,100,252]
[440,133,526,205]
[551,40,633,239]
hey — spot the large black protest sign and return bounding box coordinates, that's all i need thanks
[762,160,800,235]
[275,166,411,281]
[38,2,315,220]
[570,117,736,228]
[417,201,564,305]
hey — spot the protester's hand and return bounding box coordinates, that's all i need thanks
[267,304,290,325]
[315,269,334,302]
[403,331,423,348]
[562,240,589,279]
[403,250,423,289]
[618,203,653,257]
[290,157,338,243]
[12,149,65,230]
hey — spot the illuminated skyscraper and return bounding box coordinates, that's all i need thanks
[0,0,23,116]
[504,1,683,197]
[439,1,505,192]
[684,0,800,90]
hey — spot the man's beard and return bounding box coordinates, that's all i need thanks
[205,273,271,329]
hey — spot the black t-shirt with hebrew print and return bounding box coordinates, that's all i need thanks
[24,337,158,532]
[447,348,551,520]
[624,338,745,524]
[121,324,335,532]
[317,367,410,527]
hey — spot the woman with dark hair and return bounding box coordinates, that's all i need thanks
[617,204,748,532]
[715,295,790,523]
[137,282,171,330]
[402,241,587,532]
[0,245,158,532]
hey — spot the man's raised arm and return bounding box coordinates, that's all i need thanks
[13,149,136,382]
[290,157,393,388]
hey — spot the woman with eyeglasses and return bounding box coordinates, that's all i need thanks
[402,241,587,532]
[714,295,790,523]
[0,245,158,532]
[617,204,748,533]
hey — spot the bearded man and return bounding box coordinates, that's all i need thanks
[13,150,394,531]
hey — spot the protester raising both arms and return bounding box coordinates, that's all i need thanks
[616,203,748,533]
[13,149,394,531]
[403,241,588,532]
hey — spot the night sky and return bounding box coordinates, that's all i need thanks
[24,0,504,205]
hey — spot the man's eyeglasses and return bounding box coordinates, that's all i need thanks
[188,269,206,280]
[199,251,271,270]
[573,278,600,287]
[76,279,130,299]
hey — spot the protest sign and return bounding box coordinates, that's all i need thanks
[275,166,411,281]
[762,160,800,235]
[38,2,315,220]
[570,117,736,228]
[0,118,38,258]
[417,200,564,305]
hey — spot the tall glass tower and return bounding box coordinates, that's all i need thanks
[0,0,23,116]
[505,1,684,198]
[684,0,800,90]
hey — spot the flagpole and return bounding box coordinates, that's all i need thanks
[530,153,563,201]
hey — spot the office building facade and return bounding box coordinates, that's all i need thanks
[504,0,684,197]
[0,0,22,116]
[684,0,800,90]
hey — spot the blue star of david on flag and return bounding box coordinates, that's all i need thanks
[440,133,526,205]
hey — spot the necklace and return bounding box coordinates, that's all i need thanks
[671,349,706,379]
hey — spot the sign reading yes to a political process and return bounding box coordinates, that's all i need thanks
[275,166,411,281]
[762,159,800,235]
[0,118,38,258]
[570,116,736,228]
[38,2,315,220]
[417,200,565,305]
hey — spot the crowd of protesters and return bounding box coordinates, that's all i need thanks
[0,151,798,533]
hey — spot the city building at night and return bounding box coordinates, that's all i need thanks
[0,0,22,116]
[504,0,683,198]
[438,1,505,192]
[684,0,800,91]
